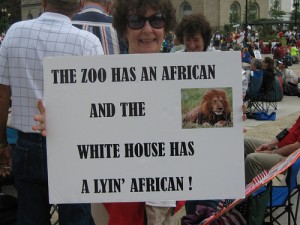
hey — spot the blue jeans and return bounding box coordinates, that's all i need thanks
[13,133,95,225]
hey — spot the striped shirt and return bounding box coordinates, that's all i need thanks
[72,5,125,55]
[0,12,104,132]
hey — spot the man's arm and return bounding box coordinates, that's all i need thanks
[0,84,12,176]
[0,84,11,144]
[255,139,278,152]
[275,142,300,157]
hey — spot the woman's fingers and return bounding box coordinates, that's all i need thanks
[32,100,47,136]
[37,100,45,115]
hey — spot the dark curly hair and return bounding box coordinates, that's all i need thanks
[175,13,212,51]
[111,0,176,38]
[263,56,274,71]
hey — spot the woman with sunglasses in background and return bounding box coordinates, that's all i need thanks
[33,0,177,225]
[174,13,212,52]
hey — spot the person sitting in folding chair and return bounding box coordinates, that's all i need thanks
[244,58,263,101]
[244,58,281,117]
[244,114,300,184]
[277,60,300,97]
[259,57,283,102]
[261,57,276,96]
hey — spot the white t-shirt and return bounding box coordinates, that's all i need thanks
[284,68,298,85]
[146,200,176,207]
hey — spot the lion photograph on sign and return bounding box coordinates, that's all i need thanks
[182,88,233,128]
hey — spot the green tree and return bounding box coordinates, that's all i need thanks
[270,0,285,19]
[229,2,240,25]
[248,0,257,22]
[244,0,258,23]
[229,11,239,25]
[0,0,21,33]
[290,9,300,22]
[289,8,300,30]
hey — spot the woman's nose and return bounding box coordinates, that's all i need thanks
[188,41,196,49]
[142,20,153,31]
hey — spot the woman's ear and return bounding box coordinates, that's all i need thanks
[74,0,84,14]
[78,0,84,11]
[79,0,84,10]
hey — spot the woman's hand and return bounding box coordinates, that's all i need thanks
[32,100,47,136]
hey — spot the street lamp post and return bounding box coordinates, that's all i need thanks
[245,0,248,43]
[294,0,300,30]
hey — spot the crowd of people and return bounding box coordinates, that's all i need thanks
[1,0,300,225]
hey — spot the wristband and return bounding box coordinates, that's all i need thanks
[0,142,8,148]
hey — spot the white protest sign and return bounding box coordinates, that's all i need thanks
[43,51,245,204]
[254,50,262,59]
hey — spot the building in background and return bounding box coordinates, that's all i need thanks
[21,0,42,20]
[20,0,296,31]
[173,0,269,30]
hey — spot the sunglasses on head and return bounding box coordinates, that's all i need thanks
[127,14,166,30]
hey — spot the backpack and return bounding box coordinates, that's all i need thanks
[284,82,300,96]
[283,54,293,66]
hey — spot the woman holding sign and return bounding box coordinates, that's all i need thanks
[33,0,177,225]
[111,1,177,224]
[33,0,247,224]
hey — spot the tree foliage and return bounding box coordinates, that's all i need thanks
[244,0,258,23]
[229,12,239,25]
[248,0,258,22]
[290,9,300,22]
[270,0,285,19]
[0,0,21,27]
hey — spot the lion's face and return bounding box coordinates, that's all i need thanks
[199,89,231,117]
[210,96,225,115]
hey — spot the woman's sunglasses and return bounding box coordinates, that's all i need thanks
[127,14,166,30]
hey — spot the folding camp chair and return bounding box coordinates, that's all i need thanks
[244,70,263,102]
[244,70,267,114]
[255,157,300,225]
[247,182,272,225]
[246,72,279,115]
[266,157,300,225]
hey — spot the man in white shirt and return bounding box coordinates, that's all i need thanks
[0,0,104,224]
